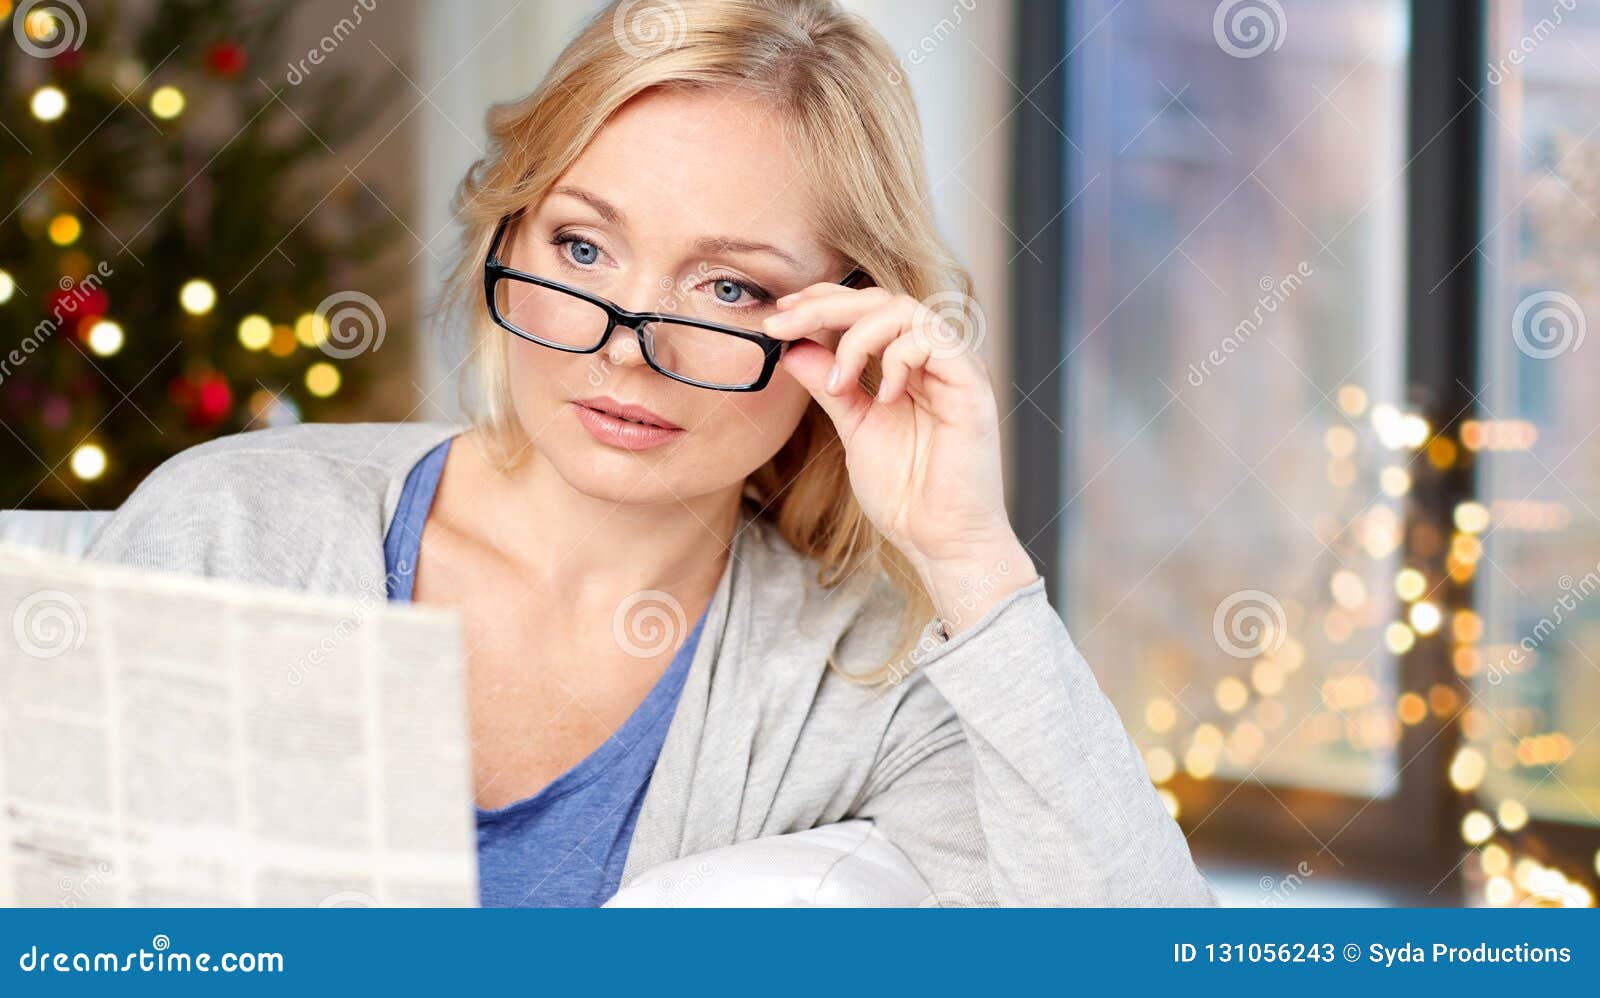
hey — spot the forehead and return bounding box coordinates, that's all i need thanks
[552,88,828,266]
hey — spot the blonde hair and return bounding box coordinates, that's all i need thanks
[438,0,978,678]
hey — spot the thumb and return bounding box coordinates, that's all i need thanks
[779,340,871,433]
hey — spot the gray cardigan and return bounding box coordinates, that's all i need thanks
[86,421,1216,906]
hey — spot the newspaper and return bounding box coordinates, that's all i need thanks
[0,546,476,908]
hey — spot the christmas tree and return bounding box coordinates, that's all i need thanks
[1,0,404,508]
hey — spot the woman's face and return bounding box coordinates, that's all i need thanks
[498,87,847,508]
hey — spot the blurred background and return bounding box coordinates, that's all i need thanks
[2,0,1597,906]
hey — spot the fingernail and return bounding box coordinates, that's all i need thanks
[764,312,790,332]
[826,364,841,394]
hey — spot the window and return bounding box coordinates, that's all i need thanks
[1011,0,1600,899]
[1473,0,1600,829]
[1059,0,1411,798]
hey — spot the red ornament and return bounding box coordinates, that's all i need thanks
[47,285,109,339]
[195,372,234,425]
[169,371,234,428]
[206,41,247,77]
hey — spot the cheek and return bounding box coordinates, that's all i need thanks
[505,338,601,410]
[701,376,812,467]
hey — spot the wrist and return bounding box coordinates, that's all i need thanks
[912,534,1038,637]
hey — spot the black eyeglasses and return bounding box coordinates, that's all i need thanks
[484,211,870,391]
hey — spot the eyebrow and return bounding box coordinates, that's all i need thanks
[690,235,802,271]
[552,185,624,226]
[550,185,805,272]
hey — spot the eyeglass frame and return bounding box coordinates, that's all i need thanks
[483,210,871,391]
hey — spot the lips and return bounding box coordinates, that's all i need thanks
[571,396,685,451]
[573,396,681,430]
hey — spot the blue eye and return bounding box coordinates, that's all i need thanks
[713,279,744,303]
[562,237,599,266]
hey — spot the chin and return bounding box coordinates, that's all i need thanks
[536,430,725,508]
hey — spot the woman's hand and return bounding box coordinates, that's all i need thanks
[764,282,1038,634]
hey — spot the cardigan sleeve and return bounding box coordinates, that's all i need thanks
[84,446,386,597]
[853,577,1217,906]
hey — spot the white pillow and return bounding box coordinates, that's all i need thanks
[605,820,934,907]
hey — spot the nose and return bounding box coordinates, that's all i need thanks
[603,329,649,369]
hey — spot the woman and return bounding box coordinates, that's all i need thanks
[89,0,1213,907]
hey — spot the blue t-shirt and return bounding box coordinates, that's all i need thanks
[383,437,705,907]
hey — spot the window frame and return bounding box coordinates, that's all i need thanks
[1006,0,1514,894]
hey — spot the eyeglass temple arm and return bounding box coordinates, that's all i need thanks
[839,267,872,288]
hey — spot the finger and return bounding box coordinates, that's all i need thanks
[830,299,921,396]
[877,329,932,403]
[762,287,893,341]
[778,340,872,434]
[776,280,875,308]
